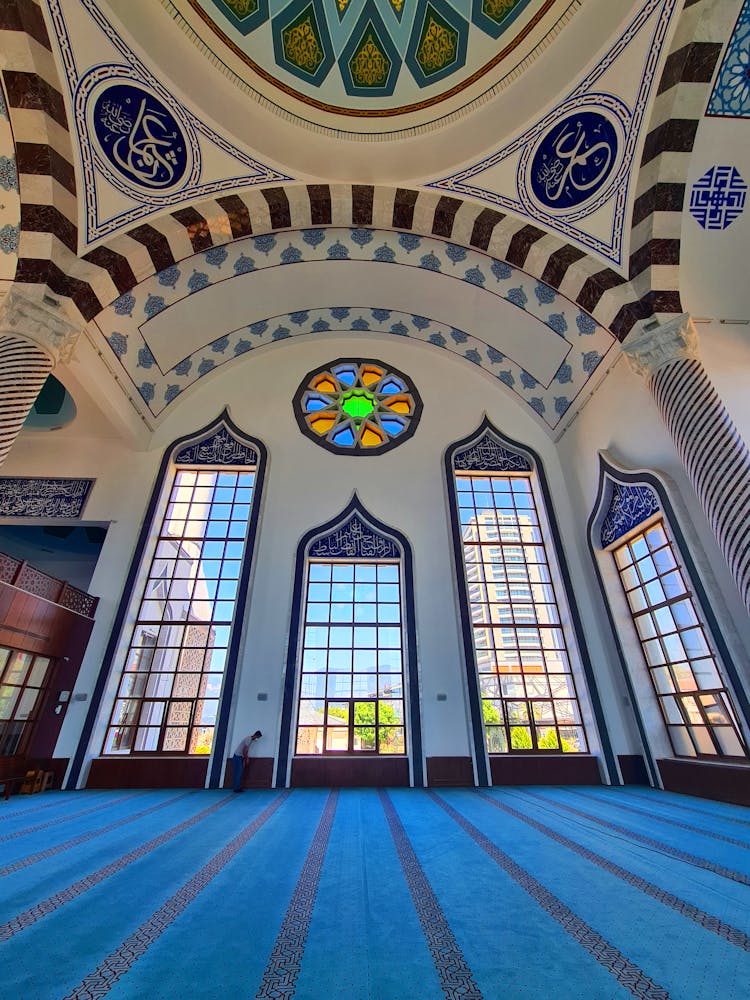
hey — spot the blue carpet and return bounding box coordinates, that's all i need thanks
[1,786,749,999]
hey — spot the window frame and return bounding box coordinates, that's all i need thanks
[68,414,267,791]
[588,456,750,781]
[0,647,52,756]
[276,497,423,788]
[294,558,407,758]
[446,421,611,786]
[609,513,748,761]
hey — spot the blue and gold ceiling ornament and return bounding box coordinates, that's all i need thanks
[340,5,401,97]
[272,0,335,85]
[210,0,269,34]
[407,0,468,87]
[188,0,543,114]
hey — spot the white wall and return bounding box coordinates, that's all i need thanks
[5,331,662,783]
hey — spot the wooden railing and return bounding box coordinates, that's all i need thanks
[0,551,98,618]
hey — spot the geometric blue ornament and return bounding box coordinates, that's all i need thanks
[689,166,747,231]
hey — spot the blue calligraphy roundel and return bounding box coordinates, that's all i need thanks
[92,83,190,193]
[529,110,620,212]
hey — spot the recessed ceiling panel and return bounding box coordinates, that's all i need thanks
[167,0,578,132]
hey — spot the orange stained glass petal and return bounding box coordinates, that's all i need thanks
[312,375,337,394]
[309,414,337,435]
[360,423,384,447]
[360,366,384,387]
[384,395,412,415]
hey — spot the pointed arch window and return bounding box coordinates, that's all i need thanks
[448,425,590,758]
[595,469,748,760]
[276,497,422,786]
[102,419,265,758]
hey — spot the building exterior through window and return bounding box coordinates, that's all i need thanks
[612,519,748,759]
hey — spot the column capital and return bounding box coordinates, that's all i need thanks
[621,313,699,380]
[0,287,83,364]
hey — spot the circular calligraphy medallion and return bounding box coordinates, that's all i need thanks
[524,104,625,215]
[88,80,193,196]
[293,359,422,455]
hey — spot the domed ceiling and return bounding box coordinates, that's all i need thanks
[165,0,577,131]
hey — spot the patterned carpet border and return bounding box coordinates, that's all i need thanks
[480,791,750,952]
[254,791,339,1000]
[0,793,235,943]
[0,791,193,876]
[430,792,671,1000]
[522,791,750,887]
[566,789,750,849]
[0,793,138,843]
[60,791,290,999]
[620,791,750,830]
[379,789,484,1000]
[0,794,97,823]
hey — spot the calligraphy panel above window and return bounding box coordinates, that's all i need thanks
[293,359,422,455]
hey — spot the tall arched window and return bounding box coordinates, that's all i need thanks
[591,457,749,764]
[99,415,266,769]
[447,421,605,784]
[277,496,422,787]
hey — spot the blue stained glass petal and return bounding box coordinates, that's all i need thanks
[304,395,331,412]
[332,425,355,446]
[380,378,405,394]
[381,419,404,435]
[334,366,357,385]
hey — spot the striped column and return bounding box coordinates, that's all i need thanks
[622,314,750,614]
[0,291,81,469]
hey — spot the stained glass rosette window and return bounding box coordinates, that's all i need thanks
[293,360,422,454]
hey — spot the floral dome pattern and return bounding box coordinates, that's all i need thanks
[294,359,422,453]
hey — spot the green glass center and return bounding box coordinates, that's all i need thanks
[341,391,375,421]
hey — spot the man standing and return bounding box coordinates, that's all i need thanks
[232,730,262,792]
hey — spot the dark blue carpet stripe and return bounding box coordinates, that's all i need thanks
[254,790,338,1000]
[478,791,750,952]
[60,791,290,999]
[0,793,234,943]
[622,791,750,830]
[567,789,750,849]
[0,792,138,843]
[430,792,671,1000]
[0,791,193,876]
[524,791,750,886]
[379,789,484,1000]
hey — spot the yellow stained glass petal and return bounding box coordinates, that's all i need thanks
[312,375,337,394]
[309,414,337,435]
[384,395,412,415]
[361,423,384,447]
[361,366,384,387]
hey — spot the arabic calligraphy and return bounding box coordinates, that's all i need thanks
[175,426,258,467]
[530,110,619,212]
[92,83,189,192]
[454,433,531,473]
[0,477,94,518]
[309,514,400,559]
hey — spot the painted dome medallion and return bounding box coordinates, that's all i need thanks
[174,0,574,131]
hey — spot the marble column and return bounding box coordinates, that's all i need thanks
[0,290,81,468]
[622,313,750,614]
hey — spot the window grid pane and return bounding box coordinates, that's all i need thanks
[295,561,406,756]
[457,472,587,754]
[614,522,747,760]
[104,468,255,756]
[0,648,51,756]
